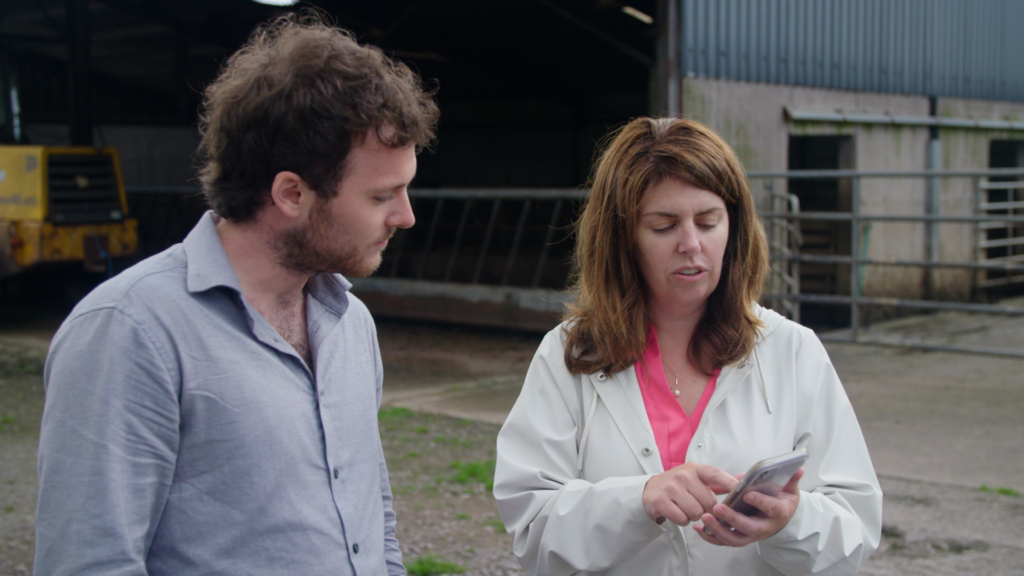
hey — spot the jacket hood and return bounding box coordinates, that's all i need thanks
[753,302,787,342]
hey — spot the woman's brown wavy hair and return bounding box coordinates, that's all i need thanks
[563,117,769,375]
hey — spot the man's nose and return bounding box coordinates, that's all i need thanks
[389,193,416,229]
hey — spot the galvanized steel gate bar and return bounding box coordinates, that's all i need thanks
[128,169,1024,357]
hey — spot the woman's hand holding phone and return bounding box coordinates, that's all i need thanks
[693,467,805,547]
[641,463,739,527]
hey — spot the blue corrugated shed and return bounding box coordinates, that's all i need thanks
[680,0,1024,102]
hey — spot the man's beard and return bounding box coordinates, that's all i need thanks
[276,202,390,278]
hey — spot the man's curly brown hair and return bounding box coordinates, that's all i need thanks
[198,13,439,222]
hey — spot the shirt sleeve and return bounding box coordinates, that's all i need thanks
[35,306,180,576]
[493,332,665,576]
[371,320,406,576]
[756,331,883,575]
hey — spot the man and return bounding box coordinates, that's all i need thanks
[34,15,438,576]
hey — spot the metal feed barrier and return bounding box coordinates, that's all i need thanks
[127,168,1024,357]
[753,168,1024,359]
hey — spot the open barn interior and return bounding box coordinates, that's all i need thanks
[2,0,659,301]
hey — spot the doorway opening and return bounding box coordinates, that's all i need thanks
[983,140,1024,297]
[788,135,855,329]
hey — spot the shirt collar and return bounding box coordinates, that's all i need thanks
[183,211,244,296]
[183,211,351,316]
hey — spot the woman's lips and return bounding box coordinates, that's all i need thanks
[672,267,707,281]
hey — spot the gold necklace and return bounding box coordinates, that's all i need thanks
[661,358,683,398]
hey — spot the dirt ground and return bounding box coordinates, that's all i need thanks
[374,316,1024,576]
[2,303,1024,575]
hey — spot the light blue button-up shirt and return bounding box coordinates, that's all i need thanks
[35,212,404,576]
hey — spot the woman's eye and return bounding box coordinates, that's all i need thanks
[698,222,716,230]
[653,224,674,233]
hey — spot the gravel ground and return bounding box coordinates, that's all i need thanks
[0,340,46,576]
[2,316,1024,575]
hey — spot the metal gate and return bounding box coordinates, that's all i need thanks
[976,178,1024,290]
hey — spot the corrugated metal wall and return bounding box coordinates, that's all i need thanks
[680,0,1024,102]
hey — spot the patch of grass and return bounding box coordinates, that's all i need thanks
[458,419,472,427]
[406,554,465,576]
[455,512,470,520]
[20,363,41,375]
[404,451,419,458]
[483,518,505,532]
[3,506,14,513]
[0,414,15,426]
[449,459,495,490]
[432,435,450,444]
[980,485,1021,497]
[414,426,429,434]
[379,406,414,420]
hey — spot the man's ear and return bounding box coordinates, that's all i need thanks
[269,171,315,220]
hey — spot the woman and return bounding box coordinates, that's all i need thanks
[493,118,881,576]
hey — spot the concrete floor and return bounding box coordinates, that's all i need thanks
[3,293,1023,574]
[378,305,1024,574]
[382,310,1024,491]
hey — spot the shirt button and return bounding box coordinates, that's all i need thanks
[333,467,339,479]
[352,543,360,554]
[642,446,653,456]
[696,441,705,450]
[597,372,606,381]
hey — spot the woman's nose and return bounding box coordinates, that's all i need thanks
[677,224,701,254]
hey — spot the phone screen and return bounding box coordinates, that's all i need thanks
[720,449,808,517]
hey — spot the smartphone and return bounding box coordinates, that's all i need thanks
[707,449,809,531]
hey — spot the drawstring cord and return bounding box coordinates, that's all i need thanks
[576,344,773,476]
[753,347,773,414]
[577,389,599,475]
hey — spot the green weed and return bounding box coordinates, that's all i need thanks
[415,426,429,434]
[405,451,419,458]
[0,414,15,426]
[406,554,465,576]
[378,406,414,420]
[448,459,495,490]
[483,518,505,532]
[456,512,470,520]
[980,485,1021,497]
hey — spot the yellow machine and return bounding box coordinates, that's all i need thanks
[0,146,138,277]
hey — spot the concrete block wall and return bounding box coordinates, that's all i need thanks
[681,76,1024,301]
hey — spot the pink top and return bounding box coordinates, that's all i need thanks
[635,326,720,471]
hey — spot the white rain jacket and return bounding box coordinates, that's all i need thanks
[493,304,882,576]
